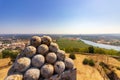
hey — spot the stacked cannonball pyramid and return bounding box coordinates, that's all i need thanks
[5,36,75,80]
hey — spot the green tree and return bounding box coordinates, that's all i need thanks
[88,46,94,53]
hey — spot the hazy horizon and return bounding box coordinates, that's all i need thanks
[0,0,120,34]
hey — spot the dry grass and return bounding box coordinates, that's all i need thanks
[0,58,11,80]
[72,54,104,80]
[0,66,11,80]
[0,54,120,80]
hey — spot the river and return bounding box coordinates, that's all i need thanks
[80,39,120,51]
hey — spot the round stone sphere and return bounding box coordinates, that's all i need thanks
[57,50,65,61]
[49,42,59,52]
[41,64,54,78]
[46,52,57,64]
[24,46,36,57]
[14,57,31,72]
[41,36,52,46]
[54,61,65,74]
[24,68,40,80]
[64,58,74,69]
[5,74,23,80]
[30,36,41,47]
[32,54,45,68]
[38,44,49,55]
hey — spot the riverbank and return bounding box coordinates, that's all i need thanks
[81,39,120,51]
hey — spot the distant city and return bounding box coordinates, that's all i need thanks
[0,34,120,53]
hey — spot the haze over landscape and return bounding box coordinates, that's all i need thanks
[0,0,120,34]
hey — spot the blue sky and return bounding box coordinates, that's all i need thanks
[0,0,120,34]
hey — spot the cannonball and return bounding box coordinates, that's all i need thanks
[32,54,45,68]
[57,50,65,61]
[5,74,23,80]
[30,36,41,47]
[54,61,65,74]
[41,36,52,46]
[24,46,36,57]
[41,64,54,78]
[49,42,59,52]
[38,44,49,55]
[24,68,40,80]
[14,57,31,72]
[64,58,74,69]
[46,52,57,64]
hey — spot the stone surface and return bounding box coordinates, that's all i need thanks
[6,35,76,80]
[64,58,74,69]
[5,74,23,80]
[24,68,40,80]
[49,42,59,52]
[46,52,57,64]
[14,57,31,72]
[32,54,45,68]
[38,44,49,55]
[30,36,41,47]
[54,61,65,74]
[41,36,52,46]
[41,64,54,78]
[24,46,36,57]
[57,50,65,61]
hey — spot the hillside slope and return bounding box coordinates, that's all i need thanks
[1,54,120,80]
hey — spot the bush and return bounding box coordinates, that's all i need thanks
[88,46,94,53]
[89,59,95,66]
[2,49,19,62]
[69,53,76,60]
[116,67,120,70]
[83,58,95,66]
[83,58,89,65]
[2,49,11,58]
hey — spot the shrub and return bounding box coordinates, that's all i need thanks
[83,58,95,66]
[83,58,89,65]
[116,67,120,70]
[2,49,11,58]
[2,49,19,62]
[89,59,95,66]
[10,52,19,62]
[69,53,76,60]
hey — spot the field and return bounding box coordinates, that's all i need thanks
[56,38,89,53]
[56,38,89,49]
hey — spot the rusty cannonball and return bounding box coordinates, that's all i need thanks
[24,68,40,80]
[14,57,31,72]
[30,36,41,47]
[38,44,49,55]
[5,74,23,80]
[49,42,59,52]
[46,52,57,64]
[57,50,65,61]
[54,61,65,74]
[32,54,45,68]
[64,58,74,69]
[41,36,52,46]
[41,64,54,78]
[24,46,36,57]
